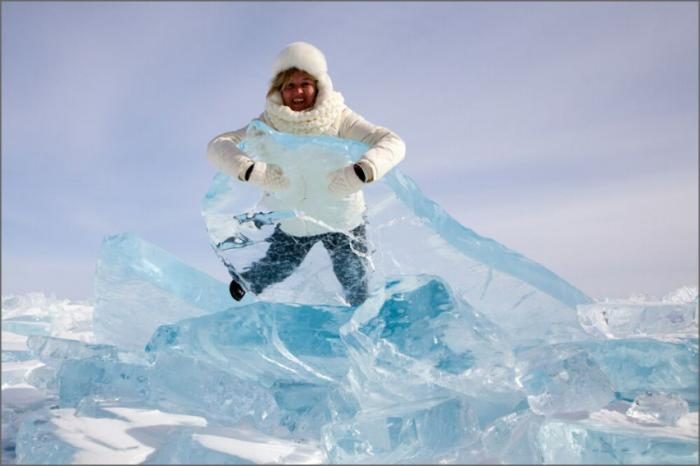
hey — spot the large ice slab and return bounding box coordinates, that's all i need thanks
[202,121,592,346]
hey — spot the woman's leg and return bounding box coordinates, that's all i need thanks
[240,226,317,294]
[321,224,370,306]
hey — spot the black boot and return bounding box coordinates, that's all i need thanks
[229,279,246,301]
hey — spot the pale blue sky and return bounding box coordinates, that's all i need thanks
[2,1,698,300]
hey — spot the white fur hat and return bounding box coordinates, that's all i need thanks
[272,41,327,78]
[269,41,334,103]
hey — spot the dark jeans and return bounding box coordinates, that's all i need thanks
[238,224,370,306]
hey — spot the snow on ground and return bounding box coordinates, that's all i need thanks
[1,293,326,464]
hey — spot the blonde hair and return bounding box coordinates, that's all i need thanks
[267,67,318,98]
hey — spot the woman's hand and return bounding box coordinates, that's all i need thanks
[327,164,365,197]
[247,162,289,192]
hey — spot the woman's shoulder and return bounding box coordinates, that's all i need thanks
[329,107,355,136]
[337,106,375,133]
[336,106,365,126]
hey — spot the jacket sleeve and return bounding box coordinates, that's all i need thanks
[338,108,406,182]
[206,125,255,180]
[208,111,273,180]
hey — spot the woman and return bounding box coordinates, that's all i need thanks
[207,42,405,306]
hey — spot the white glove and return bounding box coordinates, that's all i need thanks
[247,161,289,192]
[327,164,365,197]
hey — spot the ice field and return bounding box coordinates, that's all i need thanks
[2,124,697,464]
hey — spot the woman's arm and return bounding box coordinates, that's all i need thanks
[338,108,406,182]
[206,126,255,181]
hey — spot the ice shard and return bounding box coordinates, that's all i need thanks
[479,410,546,464]
[537,413,698,464]
[578,298,698,342]
[93,233,234,352]
[626,392,690,426]
[517,349,615,416]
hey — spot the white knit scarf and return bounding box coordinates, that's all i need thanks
[264,91,345,135]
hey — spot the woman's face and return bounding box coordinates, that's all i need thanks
[281,70,317,112]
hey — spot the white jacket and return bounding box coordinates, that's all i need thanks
[207,108,406,237]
